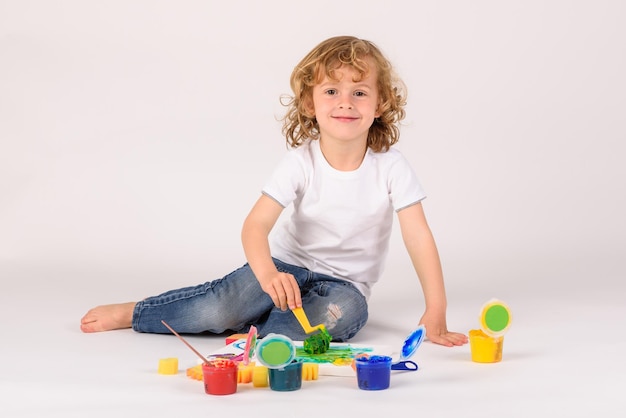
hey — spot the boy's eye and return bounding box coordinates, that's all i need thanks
[325,89,337,95]
[354,91,366,97]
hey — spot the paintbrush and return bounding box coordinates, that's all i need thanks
[161,320,210,364]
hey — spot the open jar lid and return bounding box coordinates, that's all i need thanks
[479,299,512,337]
[255,333,296,369]
[400,325,426,361]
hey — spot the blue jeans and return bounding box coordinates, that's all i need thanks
[132,258,368,342]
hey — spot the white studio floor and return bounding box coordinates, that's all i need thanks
[1,255,624,418]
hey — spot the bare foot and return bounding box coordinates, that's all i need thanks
[80,302,136,333]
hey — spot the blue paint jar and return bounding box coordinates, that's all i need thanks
[355,355,392,390]
[268,360,303,391]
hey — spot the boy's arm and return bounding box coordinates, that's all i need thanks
[241,194,302,310]
[397,202,468,347]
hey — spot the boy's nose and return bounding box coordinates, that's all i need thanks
[338,100,353,109]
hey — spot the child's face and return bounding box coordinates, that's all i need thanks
[310,63,380,146]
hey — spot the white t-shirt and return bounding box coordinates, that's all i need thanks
[262,139,426,300]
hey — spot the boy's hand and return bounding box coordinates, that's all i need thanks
[258,271,302,311]
[419,312,468,347]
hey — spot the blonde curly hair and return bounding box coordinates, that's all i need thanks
[280,36,407,153]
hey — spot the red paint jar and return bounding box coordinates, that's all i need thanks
[202,359,238,395]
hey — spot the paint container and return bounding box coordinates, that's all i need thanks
[355,355,392,390]
[469,329,504,363]
[268,360,303,391]
[469,299,511,363]
[202,359,238,395]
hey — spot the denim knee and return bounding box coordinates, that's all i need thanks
[323,303,368,341]
[303,280,369,342]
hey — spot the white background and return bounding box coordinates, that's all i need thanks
[1,1,624,416]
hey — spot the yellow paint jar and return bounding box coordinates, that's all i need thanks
[469,329,503,363]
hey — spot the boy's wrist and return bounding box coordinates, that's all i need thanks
[424,303,447,315]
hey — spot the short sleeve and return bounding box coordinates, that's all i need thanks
[387,152,427,211]
[261,149,307,208]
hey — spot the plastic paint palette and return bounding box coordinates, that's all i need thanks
[479,299,512,337]
[255,334,296,369]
